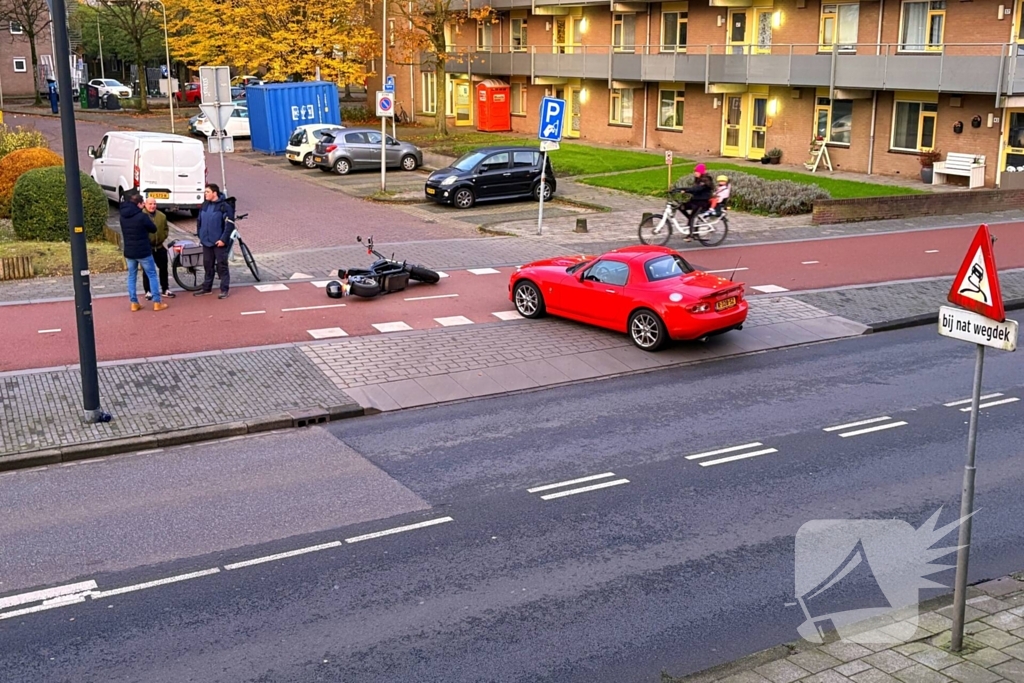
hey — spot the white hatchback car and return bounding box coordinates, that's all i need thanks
[89,78,132,99]
[286,124,343,169]
[193,103,250,138]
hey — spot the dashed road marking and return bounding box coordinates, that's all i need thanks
[492,311,522,321]
[372,321,413,333]
[960,397,1020,412]
[527,472,630,500]
[310,281,334,288]
[944,393,1003,407]
[406,293,458,301]
[281,303,346,312]
[254,284,289,292]
[436,271,450,278]
[224,542,342,570]
[345,517,453,544]
[824,416,908,438]
[527,472,616,493]
[289,273,313,279]
[307,327,349,339]
[685,442,766,461]
[823,416,893,432]
[751,285,790,294]
[0,581,98,611]
[90,569,220,599]
[539,479,630,500]
[240,310,265,316]
[37,329,61,334]
[699,447,778,467]
[801,261,820,265]
[468,268,501,275]
[435,316,474,327]
[926,250,940,254]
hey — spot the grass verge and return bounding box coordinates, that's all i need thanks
[0,220,125,277]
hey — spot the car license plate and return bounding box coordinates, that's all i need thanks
[286,154,296,160]
[715,297,737,311]
[313,156,323,163]
[148,192,169,200]
[426,187,436,195]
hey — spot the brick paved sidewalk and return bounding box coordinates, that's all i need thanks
[663,574,1024,683]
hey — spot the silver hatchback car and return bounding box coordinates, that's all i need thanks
[312,127,423,175]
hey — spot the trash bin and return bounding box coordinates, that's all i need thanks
[86,85,100,109]
[79,85,88,109]
[47,80,58,114]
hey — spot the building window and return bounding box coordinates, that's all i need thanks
[511,83,525,115]
[814,97,853,145]
[892,100,938,151]
[445,75,454,117]
[658,89,684,129]
[661,11,688,52]
[511,18,527,52]
[477,21,492,51]
[900,0,945,52]
[820,4,859,52]
[389,19,395,47]
[613,13,636,53]
[610,88,633,125]
[421,72,436,114]
[12,58,26,72]
[553,16,583,54]
[9,22,22,34]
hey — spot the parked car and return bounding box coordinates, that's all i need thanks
[231,86,246,100]
[175,82,201,103]
[87,131,206,215]
[192,103,250,138]
[424,146,555,209]
[509,245,747,351]
[287,124,344,169]
[312,128,421,175]
[233,75,263,87]
[89,78,132,99]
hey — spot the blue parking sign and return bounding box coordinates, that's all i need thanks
[538,97,565,142]
[385,75,395,92]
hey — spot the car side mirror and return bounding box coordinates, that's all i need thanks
[87,146,95,158]
[577,270,586,282]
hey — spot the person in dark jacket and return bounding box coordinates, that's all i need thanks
[194,183,235,299]
[141,197,175,300]
[120,192,166,311]
[676,162,715,238]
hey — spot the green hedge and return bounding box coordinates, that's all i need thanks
[11,167,108,242]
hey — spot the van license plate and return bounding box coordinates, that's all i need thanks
[148,192,169,199]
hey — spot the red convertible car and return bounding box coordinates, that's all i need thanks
[508,245,747,351]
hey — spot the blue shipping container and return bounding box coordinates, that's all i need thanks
[247,82,341,155]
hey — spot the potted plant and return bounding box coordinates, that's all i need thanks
[767,148,783,165]
[919,150,942,183]
[760,154,771,164]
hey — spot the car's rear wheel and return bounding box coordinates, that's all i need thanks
[532,180,553,202]
[401,154,418,171]
[628,309,667,351]
[453,187,475,209]
[513,280,545,319]
[319,166,333,173]
[334,158,351,175]
[303,153,316,169]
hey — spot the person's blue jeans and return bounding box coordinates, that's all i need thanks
[127,256,161,304]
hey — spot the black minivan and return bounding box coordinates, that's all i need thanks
[424,146,556,209]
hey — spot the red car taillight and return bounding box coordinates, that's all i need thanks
[689,303,711,313]
[325,144,337,153]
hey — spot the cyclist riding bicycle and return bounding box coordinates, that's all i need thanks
[673,162,715,238]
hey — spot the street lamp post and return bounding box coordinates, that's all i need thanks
[96,14,105,79]
[147,0,174,133]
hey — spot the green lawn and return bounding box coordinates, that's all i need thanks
[581,162,927,199]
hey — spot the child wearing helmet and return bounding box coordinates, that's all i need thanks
[709,175,731,216]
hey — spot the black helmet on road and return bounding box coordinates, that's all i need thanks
[326,281,344,299]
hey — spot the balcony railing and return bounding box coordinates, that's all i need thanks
[443,42,1024,99]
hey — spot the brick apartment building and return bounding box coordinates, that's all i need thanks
[372,0,1024,188]
[0,20,56,99]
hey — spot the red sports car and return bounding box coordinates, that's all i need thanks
[508,245,747,351]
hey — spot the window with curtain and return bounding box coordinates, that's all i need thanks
[892,101,938,150]
[511,19,527,52]
[814,97,854,144]
[613,14,636,52]
[477,21,493,51]
[820,4,860,51]
[610,88,633,125]
[511,83,525,115]
[661,12,688,52]
[901,0,945,51]
[659,89,684,129]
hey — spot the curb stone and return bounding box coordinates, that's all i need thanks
[0,404,366,473]
[866,297,1024,333]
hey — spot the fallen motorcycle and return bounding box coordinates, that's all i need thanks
[329,236,440,299]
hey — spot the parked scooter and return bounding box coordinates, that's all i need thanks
[328,236,440,299]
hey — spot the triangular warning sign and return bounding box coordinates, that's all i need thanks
[948,224,1005,322]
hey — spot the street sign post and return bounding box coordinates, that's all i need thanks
[665,150,673,189]
[943,224,1017,652]
[376,91,395,191]
[537,97,565,235]
[199,66,232,193]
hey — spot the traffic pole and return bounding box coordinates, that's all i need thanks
[536,150,547,236]
[381,113,387,192]
[950,342,986,651]
[52,0,105,423]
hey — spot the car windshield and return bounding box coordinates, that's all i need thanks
[567,260,593,274]
[644,254,694,281]
[103,80,122,86]
[453,151,488,172]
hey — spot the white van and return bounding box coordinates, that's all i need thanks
[88,132,206,215]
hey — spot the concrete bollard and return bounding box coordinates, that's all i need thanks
[574,218,588,233]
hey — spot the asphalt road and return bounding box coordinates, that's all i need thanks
[1,327,1023,682]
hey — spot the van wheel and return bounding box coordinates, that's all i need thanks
[303,153,316,169]
[334,158,351,175]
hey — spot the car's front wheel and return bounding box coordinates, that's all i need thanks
[628,309,667,351]
[532,180,553,202]
[303,153,316,169]
[334,158,351,175]
[401,154,418,171]
[453,187,475,209]
[513,280,546,319]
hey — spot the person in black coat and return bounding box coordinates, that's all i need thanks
[120,192,167,311]
[676,162,715,237]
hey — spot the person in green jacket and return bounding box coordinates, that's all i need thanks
[142,197,176,300]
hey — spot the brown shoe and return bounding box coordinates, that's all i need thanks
[153,302,168,311]
[131,303,143,312]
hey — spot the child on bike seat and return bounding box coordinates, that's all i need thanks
[709,175,731,216]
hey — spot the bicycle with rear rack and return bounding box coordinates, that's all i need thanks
[169,210,259,291]
[638,189,729,247]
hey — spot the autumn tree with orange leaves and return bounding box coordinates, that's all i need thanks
[390,0,495,136]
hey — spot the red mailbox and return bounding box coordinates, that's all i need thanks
[476,79,512,132]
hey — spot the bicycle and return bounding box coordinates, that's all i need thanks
[396,102,410,124]
[638,190,729,247]
[169,212,260,291]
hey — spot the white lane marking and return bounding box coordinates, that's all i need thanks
[406,293,459,301]
[290,272,313,279]
[0,597,88,621]
[91,568,220,599]
[307,327,348,339]
[704,267,749,274]
[254,284,289,292]
[540,479,630,500]
[944,393,1003,407]
[685,442,763,461]
[310,281,333,288]
[37,328,61,334]
[437,271,450,278]
[0,580,98,610]
[224,542,342,570]
[960,397,1020,412]
[492,311,523,321]
[435,316,474,327]
[372,321,413,333]
[801,261,820,265]
[699,448,778,467]
[823,416,892,432]
[839,421,908,438]
[468,268,501,275]
[240,310,265,316]
[751,285,790,293]
[281,303,347,312]
[926,250,940,254]
[527,472,616,493]
[344,517,453,544]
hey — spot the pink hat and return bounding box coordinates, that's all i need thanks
[694,163,707,174]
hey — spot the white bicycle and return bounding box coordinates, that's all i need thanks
[638,190,729,247]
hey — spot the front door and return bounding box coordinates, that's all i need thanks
[568,87,582,138]
[727,9,749,54]
[454,79,472,126]
[1003,110,1024,176]
[722,95,745,157]
[748,96,768,159]
[728,8,773,54]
